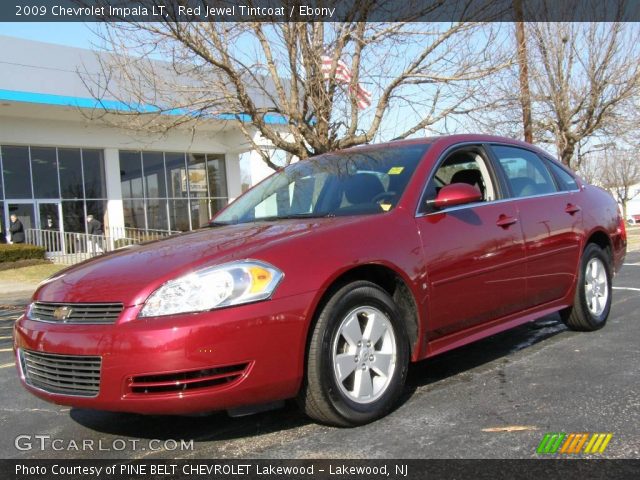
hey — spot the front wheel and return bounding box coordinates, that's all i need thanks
[299,281,410,426]
[560,244,612,331]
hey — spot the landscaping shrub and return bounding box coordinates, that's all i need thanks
[0,244,46,263]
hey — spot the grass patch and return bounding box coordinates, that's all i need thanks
[0,259,52,272]
[1,263,67,284]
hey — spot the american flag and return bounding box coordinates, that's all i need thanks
[320,55,372,110]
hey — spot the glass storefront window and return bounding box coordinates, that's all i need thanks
[119,150,228,232]
[62,201,86,233]
[30,147,60,198]
[143,152,167,198]
[120,151,144,199]
[209,198,227,217]
[165,152,188,199]
[187,154,208,199]
[0,202,5,243]
[206,154,228,198]
[2,146,32,199]
[169,199,190,231]
[58,149,83,199]
[83,150,107,199]
[146,198,168,231]
[123,199,146,230]
[190,197,210,229]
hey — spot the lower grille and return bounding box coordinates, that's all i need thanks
[129,363,249,394]
[30,302,124,324]
[20,349,101,397]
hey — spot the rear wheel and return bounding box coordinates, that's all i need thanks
[560,244,612,331]
[299,281,409,426]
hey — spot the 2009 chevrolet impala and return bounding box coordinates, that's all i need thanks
[14,135,626,426]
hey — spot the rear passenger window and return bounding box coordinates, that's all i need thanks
[492,146,557,198]
[546,159,578,191]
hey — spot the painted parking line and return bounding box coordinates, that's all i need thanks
[0,362,15,369]
[623,263,640,266]
[0,348,13,353]
[0,336,12,340]
[613,287,640,292]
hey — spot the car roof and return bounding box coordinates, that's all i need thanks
[338,134,553,159]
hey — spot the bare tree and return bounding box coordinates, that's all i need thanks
[468,16,640,170]
[83,1,509,169]
[529,22,640,169]
[601,150,640,220]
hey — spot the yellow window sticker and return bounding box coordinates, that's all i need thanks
[388,166,404,175]
[380,203,392,211]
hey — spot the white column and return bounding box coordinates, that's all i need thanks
[103,148,125,239]
[225,152,242,202]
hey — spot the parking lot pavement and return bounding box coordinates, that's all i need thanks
[1,252,638,460]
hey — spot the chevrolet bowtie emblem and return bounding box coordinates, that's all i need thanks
[52,306,73,321]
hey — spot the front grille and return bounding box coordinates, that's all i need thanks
[30,302,124,324]
[20,349,101,397]
[128,363,249,394]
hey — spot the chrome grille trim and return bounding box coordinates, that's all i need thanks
[20,350,101,397]
[30,302,124,324]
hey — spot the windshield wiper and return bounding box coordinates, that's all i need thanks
[208,220,235,227]
[253,213,335,222]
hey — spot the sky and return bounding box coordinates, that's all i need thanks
[0,22,97,48]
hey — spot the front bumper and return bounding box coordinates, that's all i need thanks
[13,293,313,415]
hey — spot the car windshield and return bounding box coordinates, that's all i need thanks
[213,144,429,225]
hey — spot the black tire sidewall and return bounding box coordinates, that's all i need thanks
[576,244,612,329]
[317,283,409,425]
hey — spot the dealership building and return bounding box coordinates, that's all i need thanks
[0,35,279,241]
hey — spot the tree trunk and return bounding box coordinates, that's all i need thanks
[513,0,533,144]
[560,143,576,169]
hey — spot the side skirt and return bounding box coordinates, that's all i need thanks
[422,300,571,360]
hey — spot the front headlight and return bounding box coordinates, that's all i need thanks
[139,260,284,318]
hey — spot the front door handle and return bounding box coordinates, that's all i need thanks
[496,214,518,228]
[565,203,581,215]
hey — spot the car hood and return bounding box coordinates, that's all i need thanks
[34,218,353,306]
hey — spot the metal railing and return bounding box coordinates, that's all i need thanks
[25,227,180,265]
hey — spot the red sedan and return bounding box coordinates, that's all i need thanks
[14,135,626,426]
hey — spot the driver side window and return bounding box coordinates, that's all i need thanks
[422,148,496,213]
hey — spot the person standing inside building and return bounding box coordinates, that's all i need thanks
[86,214,104,254]
[9,214,25,244]
[87,214,103,235]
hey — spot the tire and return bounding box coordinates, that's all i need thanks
[299,281,410,426]
[560,244,612,331]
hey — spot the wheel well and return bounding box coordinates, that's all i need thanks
[310,265,420,352]
[586,231,612,262]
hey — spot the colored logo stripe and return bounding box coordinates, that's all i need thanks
[537,433,566,454]
[538,432,613,454]
[584,433,613,454]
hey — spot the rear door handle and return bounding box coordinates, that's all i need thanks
[496,214,518,228]
[565,203,581,215]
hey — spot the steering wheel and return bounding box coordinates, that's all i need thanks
[371,191,397,204]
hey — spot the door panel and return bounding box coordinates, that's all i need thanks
[38,202,61,231]
[416,202,527,339]
[488,145,582,308]
[513,193,582,307]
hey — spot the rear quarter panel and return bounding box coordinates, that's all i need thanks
[578,183,626,272]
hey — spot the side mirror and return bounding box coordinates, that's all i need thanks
[432,183,482,209]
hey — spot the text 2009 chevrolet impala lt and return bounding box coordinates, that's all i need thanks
[14,135,626,426]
